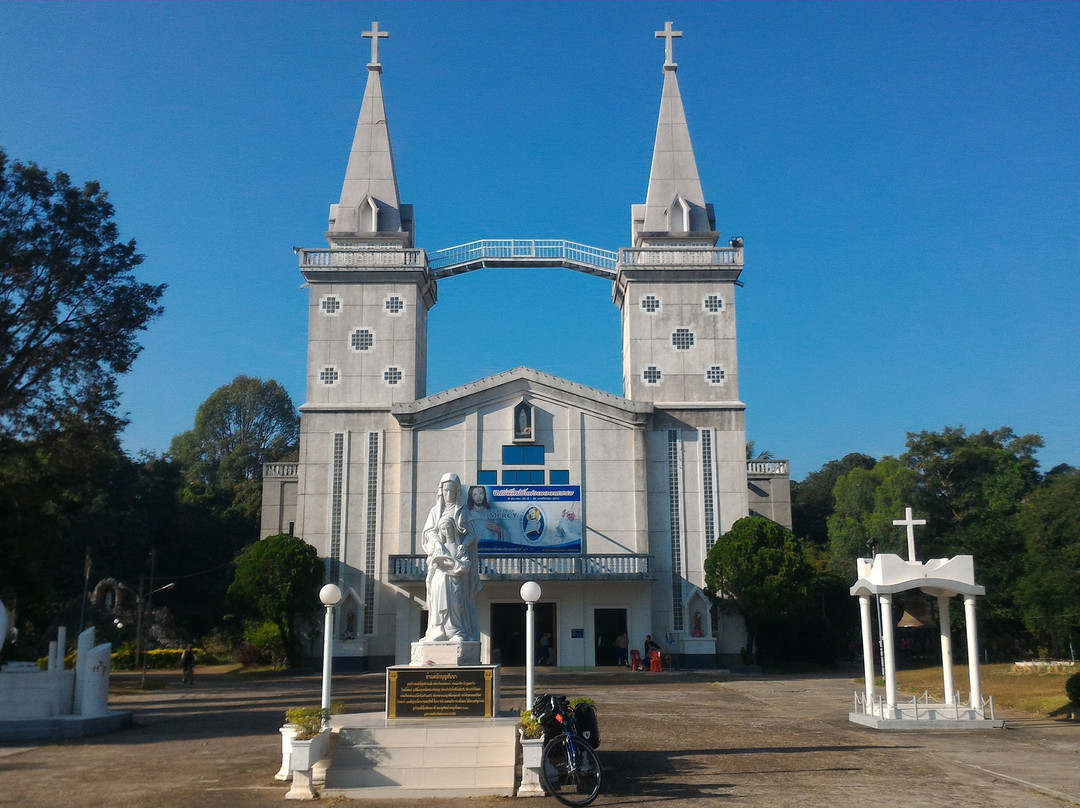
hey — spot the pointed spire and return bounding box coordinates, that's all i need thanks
[632,22,717,246]
[327,22,413,247]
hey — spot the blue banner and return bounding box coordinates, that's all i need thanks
[465,485,582,554]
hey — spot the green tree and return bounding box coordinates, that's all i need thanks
[0,417,145,654]
[0,148,165,439]
[902,427,1042,546]
[903,427,1042,639]
[705,516,818,666]
[826,456,918,573]
[792,453,877,546]
[227,534,323,667]
[1016,468,1080,656]
[169,375,298,523]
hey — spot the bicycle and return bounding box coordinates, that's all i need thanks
[531,694,602,807]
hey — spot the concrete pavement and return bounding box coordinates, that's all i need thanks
[1,666,1077,807]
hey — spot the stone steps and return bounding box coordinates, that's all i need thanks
[321,713,519,799]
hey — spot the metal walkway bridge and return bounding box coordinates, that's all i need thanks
[427,240,617,279]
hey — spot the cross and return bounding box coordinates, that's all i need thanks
[655,21,683,66]
[363,22,389,65]
[893,507,927,562]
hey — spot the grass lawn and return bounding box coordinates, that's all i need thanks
[890,663,1077,718]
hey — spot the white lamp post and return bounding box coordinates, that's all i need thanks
[319,583,342,728]
[519,581,542,711]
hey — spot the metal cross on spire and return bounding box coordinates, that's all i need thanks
[655,21,683,67]
[893,507,927,562]
[363,21,389,65]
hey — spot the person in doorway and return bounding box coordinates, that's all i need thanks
[538,631,553,665]
[614,632,629,667]
[180,645,196,685]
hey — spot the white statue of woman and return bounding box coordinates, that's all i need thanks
[421,473,481,642]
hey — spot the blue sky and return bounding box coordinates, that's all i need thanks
[2,2,1077,480]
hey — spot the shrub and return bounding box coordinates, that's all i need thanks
[239,621,288,668]
[1066,672,1080,705]
[519,710,542,739]
[285,707,328,740]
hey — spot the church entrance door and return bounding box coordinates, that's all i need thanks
[490,601,555,666]
[593,608,627,667]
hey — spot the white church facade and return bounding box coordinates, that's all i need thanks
[261,22,791,671]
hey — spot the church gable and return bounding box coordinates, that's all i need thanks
[392,366,651,431]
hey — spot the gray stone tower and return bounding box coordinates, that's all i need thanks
[614,23,750,634]
[302,22,433,410]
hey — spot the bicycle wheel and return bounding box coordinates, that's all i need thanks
[539,733,601,807]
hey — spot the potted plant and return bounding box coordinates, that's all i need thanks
[284,707,331,800]
[517,709,546,796]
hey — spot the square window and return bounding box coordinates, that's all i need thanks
[502,469,546,484]
[502,445,545,465]
[706,366,727,385]
[704,295,723,313]
[523,445,544,464]
[350,329,373,351]
[672,328,695,350]
[477,470,497,485]
[549,470,570,485]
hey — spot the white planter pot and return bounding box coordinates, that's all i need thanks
[290,729,329,771]
[518,731,545,797]
[275,724,298,781]
[521,736,544,768]
[285,729,330,800]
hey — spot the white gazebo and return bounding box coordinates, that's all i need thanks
[849,508,1004,729]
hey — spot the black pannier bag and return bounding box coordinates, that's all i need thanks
[573,702,600,749]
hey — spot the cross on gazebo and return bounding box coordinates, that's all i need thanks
[893,506,927,562]
[363,22,389,65]
[655,21,683,66]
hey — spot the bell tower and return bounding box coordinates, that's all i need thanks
[614,22,744,408]
[300,22,434,409]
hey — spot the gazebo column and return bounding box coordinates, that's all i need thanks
[879,593,897,715]
[937,595,954,704]
[964,595,983,712]
[858,595,876,705]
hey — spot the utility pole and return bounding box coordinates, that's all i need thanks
[135,574,146,672]
[140,549,156,688]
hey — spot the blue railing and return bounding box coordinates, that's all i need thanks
[428,239,618,277]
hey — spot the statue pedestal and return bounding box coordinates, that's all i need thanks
[409,640,480,667]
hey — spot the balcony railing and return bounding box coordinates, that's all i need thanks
[618,247,743,267]
[746,460,790,476]
[388,553,654,582]
[263,463,299,478]
[296,247,426,269]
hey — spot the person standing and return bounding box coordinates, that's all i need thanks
[614,632,629,667]
[180,645,196,685]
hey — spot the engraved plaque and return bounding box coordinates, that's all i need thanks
[387,666,495,718]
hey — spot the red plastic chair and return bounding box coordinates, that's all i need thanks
[630,650,643,671]
[648,649,662,672]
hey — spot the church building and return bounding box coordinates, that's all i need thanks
[261,22,791,670]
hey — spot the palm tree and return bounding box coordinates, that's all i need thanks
[745,441,774,461]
